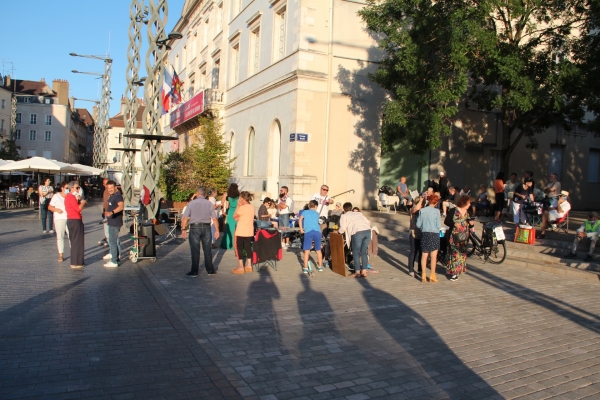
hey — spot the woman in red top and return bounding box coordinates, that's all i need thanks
[493,172,505,223]
[64,181,88,269]
[231,191,255,274]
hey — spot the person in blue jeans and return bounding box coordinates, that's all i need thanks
[338,202,372,277]
[299,200,324,273]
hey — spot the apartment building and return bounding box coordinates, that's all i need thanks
[164,0,384,208]
[2,77,94,164]
[106,98,146,187]
[0,85,11,140]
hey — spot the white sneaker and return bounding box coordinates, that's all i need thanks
[43,230,47,233]
[103,254,112,260]
[104,262,119,268]
[49,230,54,234]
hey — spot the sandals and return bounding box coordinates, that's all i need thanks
[58,254,64,262]
[244,266,253,273]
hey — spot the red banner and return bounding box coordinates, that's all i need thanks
[170,91,204,128]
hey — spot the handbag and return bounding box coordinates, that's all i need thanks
[452,231,468,243]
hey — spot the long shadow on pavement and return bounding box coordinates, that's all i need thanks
[468,266,600,333]
[356,277,500,399]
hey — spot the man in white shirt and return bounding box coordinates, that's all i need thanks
[539,190,571,238]
[277,186,294,247]
[310,184,334,226]
[338,202,372,277]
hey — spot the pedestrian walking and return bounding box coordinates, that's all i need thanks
[181,186,219,277]
[416,193,441,283]
[64,181,88,269]
[220,183,240,250]
[232,191,256,275]
[39,178,54,233]
[103,180,124,268]
[446,195,473,281]
[48,181,69,262]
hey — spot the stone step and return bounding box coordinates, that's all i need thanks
[502,256,600,282]
[507,247,600,269]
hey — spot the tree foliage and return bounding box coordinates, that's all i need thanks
[159,116,234,202]
[0,138,21,161]
[360,0,599,173]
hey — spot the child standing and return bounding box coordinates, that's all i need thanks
[299,200,324,273]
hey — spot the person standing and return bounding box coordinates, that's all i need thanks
[232,191,256,274]
[512,178,534,225]
[48,181,70,262]
[99,178,110,246]
[181,186,219,276]
[278,186,294,247]
[299,200,324,274]
[446,195,473,281]
[39,178,54,233]
[339,202,372,278]
[503,172,518,220]
[416,194,441,283]
[64,181,87,269]
[494,172,505,223]
[103,180,124,268]
[438,172,449,200]
[310,185,334,227]
[220,183,240,250]
[408,193,425,278]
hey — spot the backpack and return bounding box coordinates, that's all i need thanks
[142,185,151,205]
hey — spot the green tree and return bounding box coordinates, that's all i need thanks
[360,0,599,173]
[0,138,21,160]
[159,115,234,201]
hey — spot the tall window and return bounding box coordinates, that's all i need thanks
[45,115,52,125]
[30,114,37,124]
[233,0,242,16]
[44,131,51,141]
[589,149,600,183]
[200,68,207,89]
[1,99,5,109]
[29,130,36,141]
[230,43,240,86]
[115,152,121,162]
[250,27,261,75]
[247,128,255,176]
[118,133,122,144]
[549,145,563,180]
[24,97,31,103]
[274,8,287,61]
[0,119,4,131]
[16,113,21,123]
[212,59,220,89]
[15,129,21,140]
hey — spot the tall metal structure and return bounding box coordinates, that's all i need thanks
[140,0,168,218]
[122,0,146,206]
[70,53,112,174]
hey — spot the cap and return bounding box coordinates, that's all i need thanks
[589,212,598,219]
[560,190,569,197]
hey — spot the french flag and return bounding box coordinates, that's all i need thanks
[162,68,173,115]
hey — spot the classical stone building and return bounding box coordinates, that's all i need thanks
[0,85,12,141]
[2,77,94,164]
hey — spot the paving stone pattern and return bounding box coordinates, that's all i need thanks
[2,204,600,399]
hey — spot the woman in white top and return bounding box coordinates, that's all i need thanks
[48,181,69,262]
[39,178,54,233]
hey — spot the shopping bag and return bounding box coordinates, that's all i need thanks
[514,226,535,244]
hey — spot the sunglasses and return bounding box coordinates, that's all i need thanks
[74,186,80,189]
[321,188,329,191]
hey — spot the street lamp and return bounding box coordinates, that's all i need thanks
[71,52,112,175]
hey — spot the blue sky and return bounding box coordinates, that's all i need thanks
[1,0,185,117]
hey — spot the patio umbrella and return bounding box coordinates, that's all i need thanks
[70,164,104,175]
[0,157,87,175]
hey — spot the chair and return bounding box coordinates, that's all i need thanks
[524,202,543,227]
[553,211,569,234]
[252,229,282,272]
[158,212,177,243]
[6,192,17,208]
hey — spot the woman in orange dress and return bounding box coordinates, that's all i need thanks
[231,191,256,274]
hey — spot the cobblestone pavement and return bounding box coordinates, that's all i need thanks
[2,204,600,399]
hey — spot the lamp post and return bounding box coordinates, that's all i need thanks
[70,53,112,175]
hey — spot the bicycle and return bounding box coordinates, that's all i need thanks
[465,221,507,264]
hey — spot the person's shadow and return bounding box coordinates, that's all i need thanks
[356,278,499,398]
[244,270,282,343]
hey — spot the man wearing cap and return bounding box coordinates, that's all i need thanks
[565,211,600,261]
[539,190,571,238]
[181,186,219,277]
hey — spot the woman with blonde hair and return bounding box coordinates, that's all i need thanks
[232,191,256,274]
[416,193,441,282]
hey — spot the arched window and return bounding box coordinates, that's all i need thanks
[247,128,255,176]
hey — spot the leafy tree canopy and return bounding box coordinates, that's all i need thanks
[0,138,21,161]
[360,0,600,172]
[159,115,234,202]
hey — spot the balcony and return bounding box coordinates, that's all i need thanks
[0,129,6,138]
[204,89,224,111]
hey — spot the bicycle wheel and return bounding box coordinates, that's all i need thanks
[466,237,477,257]
[486,241,507,264]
